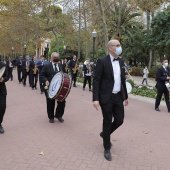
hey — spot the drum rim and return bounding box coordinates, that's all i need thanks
[60,73,72,101]
[48,72,62,99]
[126,81,132,93]
[53,73,72,101]
[0,66,5,78]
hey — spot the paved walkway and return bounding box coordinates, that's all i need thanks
[0,70,170,170]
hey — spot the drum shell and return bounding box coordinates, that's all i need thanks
[50,73,72,101]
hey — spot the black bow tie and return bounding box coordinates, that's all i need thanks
[113,58,119,61]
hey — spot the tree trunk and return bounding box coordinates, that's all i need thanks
[78,0,81,59]
[96,0,108,54]
[82,0,88,59]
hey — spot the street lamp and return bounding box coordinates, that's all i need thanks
[24,44,27,57]
[11,47,14,59]
[45,40,50,61]
[63,45,66,57]
[92,29,97,62]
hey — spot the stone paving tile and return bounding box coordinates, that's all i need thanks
[0,70,170,170]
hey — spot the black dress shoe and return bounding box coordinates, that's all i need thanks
[58,117,64,122]
[49,119,55,123]
[155,108,160,111]
[0,126,4,134]
[100,132,113,148]
[104,150,112,161]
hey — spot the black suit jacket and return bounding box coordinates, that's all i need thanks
[40,62,62,86]
[93,55,128,104]
[0,62,9,95]
[156,66,169,91]
[16,59,22,69]
[69,59,77,69]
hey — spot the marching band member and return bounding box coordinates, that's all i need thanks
[155,58,170,112]
[69,55,79,87]
[37,55,45,94]
[22,55,30,87]
[0,61,9,134]
[62,58,68,74]
[6,56,14,81]
[40,52,66,123]
[30,56,39,90]
[83,59,92,91]
[16,56,23,84]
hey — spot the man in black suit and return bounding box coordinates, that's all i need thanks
[22,55,30,87]
[16,56,23,83]
[93,39,128,161]
[155,58,170,112]
[0,62,9,133]
[37,55,45,94]
[69,55,79,87]
[29,56,39,90]
[40,52,66,123]
[62,58,68,74]
[6,56,14,81]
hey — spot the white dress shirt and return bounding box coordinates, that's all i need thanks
[52,62,59,72]
[110,54,121,94]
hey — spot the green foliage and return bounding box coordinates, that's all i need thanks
[148,65,160,78]
[130,66,143,76]
[147,5,170,57]
[126,79,134,88]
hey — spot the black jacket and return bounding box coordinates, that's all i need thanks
[93,55,128,104]
[40,62,62,86]
[15,59,22,69]
[156,66,169,90]
[0,62,9,95]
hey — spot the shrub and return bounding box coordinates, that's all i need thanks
[126,79,134,88]
[149,65,161,78]
[130,67,143,76]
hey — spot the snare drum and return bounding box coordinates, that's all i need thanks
[48,72,72,101]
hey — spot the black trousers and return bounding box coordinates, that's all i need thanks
[39,74,43,92]
[0,94,6,125]
[45,92,66,120]
[100,92,124,150]
[155,89,170,111]
[71,71,77,85]
[23,71,30,86]
[17,67,23,82]
[30,73,38,88]
[83,76,91,89]
[142,78,148,85]
[8,67,13,80]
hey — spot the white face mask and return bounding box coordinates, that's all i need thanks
[164,63,168,67]
[115,46,122,56]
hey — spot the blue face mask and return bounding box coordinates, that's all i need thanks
[115,46,122,56]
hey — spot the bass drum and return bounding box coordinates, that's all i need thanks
[48,72,72,101]
[0,66,5,79]
[126,81,132,94]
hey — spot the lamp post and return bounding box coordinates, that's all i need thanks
[92,29,97,62]
[63,45,66,58]
[11,47,14,60]
[24,44,27,57]
[45,40,50,61]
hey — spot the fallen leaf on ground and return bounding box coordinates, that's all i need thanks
[39,151,45,155]
[143,131,149,134]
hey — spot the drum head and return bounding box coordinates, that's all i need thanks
[126,81,132,94]
[0,66,5,78]
[48,72,62,99]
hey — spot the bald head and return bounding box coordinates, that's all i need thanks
[108,39,120,48]
[108,39,122,57]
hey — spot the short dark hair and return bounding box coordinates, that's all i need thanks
[161,57,168,62]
